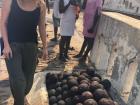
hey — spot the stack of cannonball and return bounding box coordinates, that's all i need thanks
[46,69,119,105]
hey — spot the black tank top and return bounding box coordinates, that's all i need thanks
[7,0,40,43]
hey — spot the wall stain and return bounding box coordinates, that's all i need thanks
[112,57,120,80]
[136,66,140,85]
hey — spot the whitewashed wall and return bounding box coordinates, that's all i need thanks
[90,12,140,105]
[103,0,140,16]
[0,0,2,7]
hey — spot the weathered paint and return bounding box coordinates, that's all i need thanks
[103,0,140,16]
[90,12,140,105]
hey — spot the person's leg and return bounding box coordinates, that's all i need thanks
[51,15,57,41]
[51,26,58,41]
[51,16,60,41]
[22,43,37,95]
[54,26,58,39]
[74,37,88,58]
[59,36,67,62]
[64,36,72,59]
[5,43,26,105]
[59,36,65,57]
[84,37,94,57]
[80,37,94,62]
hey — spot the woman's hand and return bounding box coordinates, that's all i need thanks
[3,44,12,59]
[42,47,48,60]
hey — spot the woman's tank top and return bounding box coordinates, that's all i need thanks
[7,0,40,43]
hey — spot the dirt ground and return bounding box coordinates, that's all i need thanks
[0,10,93,105]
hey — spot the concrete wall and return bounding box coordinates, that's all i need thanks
[0,0,2,7]
[103,0,140,16]
[90,12,140,105]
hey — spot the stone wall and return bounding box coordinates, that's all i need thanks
[103,0,140,16]
[0,0,2,7]
[90,12,140,105]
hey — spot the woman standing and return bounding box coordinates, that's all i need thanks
[1,0,48,104]
[74,0,102,62]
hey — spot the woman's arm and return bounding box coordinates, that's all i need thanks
[38,2,48,60]
[1,0,13,59]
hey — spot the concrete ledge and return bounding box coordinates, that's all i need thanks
[102,12,140,29]
[90,12,140,105]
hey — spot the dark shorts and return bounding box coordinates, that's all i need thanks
[53,15,60,27]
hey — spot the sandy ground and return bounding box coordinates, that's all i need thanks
[0,9,92,105]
